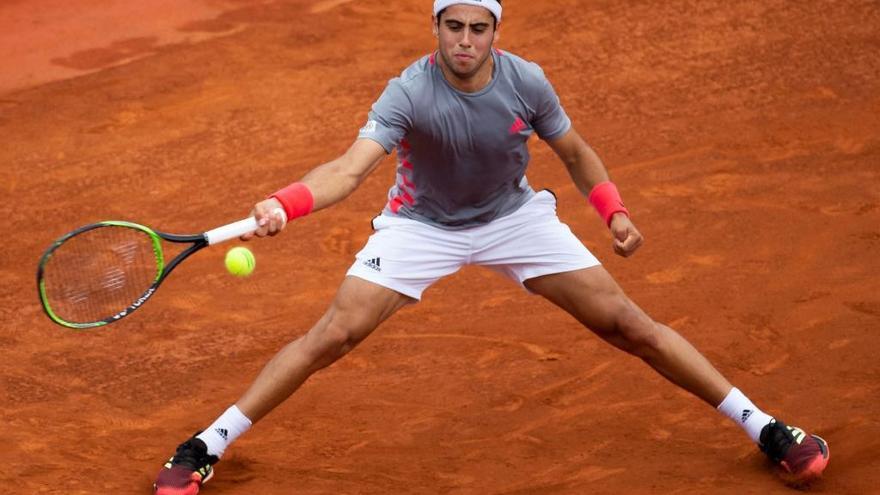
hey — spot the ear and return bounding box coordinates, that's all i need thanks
[432,15,439,38]
[493,22,501,44]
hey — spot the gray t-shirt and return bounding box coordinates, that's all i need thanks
[358,49,571,229]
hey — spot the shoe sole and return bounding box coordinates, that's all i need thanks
[152,468,214,494]
[780,434,829,485]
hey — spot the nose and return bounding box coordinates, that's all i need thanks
[459,28,472,48]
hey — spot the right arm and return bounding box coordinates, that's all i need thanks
[243,138,387,239]
[245,72,412,239]
[299,138,388,211]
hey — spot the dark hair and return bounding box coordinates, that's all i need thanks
[437,1,502,27]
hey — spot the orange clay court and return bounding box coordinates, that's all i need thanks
[1,0,878,493]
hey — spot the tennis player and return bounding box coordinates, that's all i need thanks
[154,1,829,492]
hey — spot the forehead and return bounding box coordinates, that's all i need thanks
[441,4,494,24]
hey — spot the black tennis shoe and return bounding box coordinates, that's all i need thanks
[153,434,219,495]
[759,419,829,485]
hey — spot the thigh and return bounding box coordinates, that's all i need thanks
[346,214,469,300]
[302,276,416,358]
[319,275,416,340]
[523,265,651,336]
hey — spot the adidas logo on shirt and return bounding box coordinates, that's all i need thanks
[509,116,526,135]
[364,257,381,272]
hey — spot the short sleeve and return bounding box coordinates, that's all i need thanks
[357,78,413,153]
[530,70,572,141]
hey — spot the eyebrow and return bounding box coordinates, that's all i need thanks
[444,19,491,28]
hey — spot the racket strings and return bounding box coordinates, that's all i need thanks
[41,226,162,324]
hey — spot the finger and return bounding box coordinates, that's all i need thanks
[621,234,641,252]
[613,236,638,257]
[252,217,269,237]
[623,243,639,256]
[631,236,644,251]
[253,206,273,236]
[266,211,278,234]
[273,207,287,229]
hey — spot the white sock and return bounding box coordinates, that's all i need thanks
[717,387,774,444]
[196,405,252,458]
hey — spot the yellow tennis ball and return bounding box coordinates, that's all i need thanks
[225,246,255,277]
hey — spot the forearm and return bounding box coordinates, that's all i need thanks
[299,156,367,212]
[548,129,631,232]
[272,139,386,218]
[561,137,611,198]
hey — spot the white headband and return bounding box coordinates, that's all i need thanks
[433,0,502,22]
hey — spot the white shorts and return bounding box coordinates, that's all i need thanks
[346,190,601,300]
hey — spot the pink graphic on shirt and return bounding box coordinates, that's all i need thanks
[399,188,414,205]
[509,116,526,134]
[389,196,404,213]
[401,174,415,189]
[387,139,417,214]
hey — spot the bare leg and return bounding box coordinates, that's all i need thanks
[236,276,414,422]
[524,266,731,407]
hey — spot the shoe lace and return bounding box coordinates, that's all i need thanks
[172,439,218,470]
[759,421,793,463]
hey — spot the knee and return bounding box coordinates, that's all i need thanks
[304,315,366,366]
[601,304,662,358]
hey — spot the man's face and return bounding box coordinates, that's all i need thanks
[433,5,500,80]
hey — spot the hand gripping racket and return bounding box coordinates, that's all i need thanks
[36,212,285,329]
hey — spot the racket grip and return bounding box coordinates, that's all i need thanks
[205,209,288,245]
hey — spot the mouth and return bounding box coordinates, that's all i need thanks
[454,53,474,61]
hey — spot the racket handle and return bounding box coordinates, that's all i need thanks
[204,209,288,245]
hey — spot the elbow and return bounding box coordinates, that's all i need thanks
[336,165,362,196]
[561,151,585,172]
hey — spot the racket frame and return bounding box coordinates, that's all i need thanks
[36,214,274,329]
[38,213,280,329]
[36,221,208,329]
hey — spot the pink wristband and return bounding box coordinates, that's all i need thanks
[271,182,314,220]
[588,181,629,227]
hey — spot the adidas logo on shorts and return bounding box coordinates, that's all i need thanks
[364,257,381,272]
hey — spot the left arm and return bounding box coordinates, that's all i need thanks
[546,128,644,257]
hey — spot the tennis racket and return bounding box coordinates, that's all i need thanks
[36,212,285,329]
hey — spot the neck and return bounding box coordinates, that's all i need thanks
[438,51,495,93]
